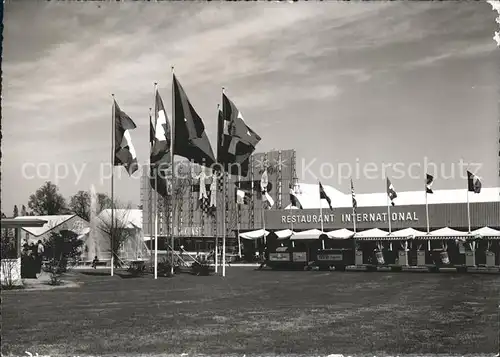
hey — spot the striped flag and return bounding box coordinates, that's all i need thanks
[113,99,138,175]
[426,174,434,194]
[386,178,397,206]
[467,171,482,193]
[351,179,357,210]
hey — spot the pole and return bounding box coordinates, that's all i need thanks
[170,67,176,275]
[466,188,471,234]
[425,189,430,234]
[149,107,153,266]
[237,183,241,258]
[351,179,357,234]
[222,169,227,277]
[110,94,115,277]
[215,175,218,273]
[153,83,158,279]
[319,181,325,250]
[221,86,227,277]
[214,104,219,274]
[386,180,392,234]
[290,194,295,248]
[154,168,158,279]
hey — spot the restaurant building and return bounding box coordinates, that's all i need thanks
[140,149,499,267]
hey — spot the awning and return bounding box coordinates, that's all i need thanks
[239,229,270,240]
[1,218,48,228]
[386,227,428,240]
[290,229,324,240]
[469,226,500,240]
[275,229,294,240]
[353,228,389,240]
[326,228,354,239]
[416,227,468,240]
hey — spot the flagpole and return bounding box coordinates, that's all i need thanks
[351,178,357,234]
[237,182,241,258]
[319,181,325,249]
[110,94,115,277]
[386,178,392,234]
[467,186,471,233]
[425,185,430,234]
[153,82,158,280]
[149,107,153,267]
[170,67,176,275]
[213,104,220,274]
[221,86,226,278]
[290,184,294,232]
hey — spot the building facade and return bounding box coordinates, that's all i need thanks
[140,149,499,255]
[140,149,297,244]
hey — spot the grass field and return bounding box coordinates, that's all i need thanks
[2,267,499,356]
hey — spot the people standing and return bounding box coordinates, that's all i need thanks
[36,240,45,275]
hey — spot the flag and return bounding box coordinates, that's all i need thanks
[236,188,252,205]
[319,181,333,210]
[351,179,357,210]
[210,174,217,208]
[172,74,216,168]
[218,93,261,176]
[386,178,397,206]
[260,168,274,209]
[150,90,171,168]
[467,171,482,193]
[113,99,138,175]
[149,93,171,198]
[198,172,215,216]
[426,174,434,194]
[289,184,303,209]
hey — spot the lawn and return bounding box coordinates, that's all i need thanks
[1,268,499,356]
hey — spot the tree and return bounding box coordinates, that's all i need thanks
[97,193,113,214]
[96,202,134,268]
[44,230,84,285]
[28,181,67,216]
[21,205,27,216]
[68,191,112,222]
[13,205,18,218]
[69,190,90,221]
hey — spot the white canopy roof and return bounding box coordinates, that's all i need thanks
[430,227,466,236]
[16,215,77,237]
[387,227,428,238]
[326,228,354,239]
[413,227,467,240]
[290,229,324,240]
[354,228,389,240]
[274,229,294,239]
[239,229,269,240]
[470,226,500,237]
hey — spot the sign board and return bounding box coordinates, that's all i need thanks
[269,253,291,262]
[292,252,307,262]
[265,202,500,231]
[317,253,343,261]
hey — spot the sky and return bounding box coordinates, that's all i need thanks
[2,1,499,213]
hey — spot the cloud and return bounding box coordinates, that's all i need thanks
[2,1,498,211]
[400,42,497,70]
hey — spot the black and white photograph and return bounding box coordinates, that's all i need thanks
[1,1,500,356]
